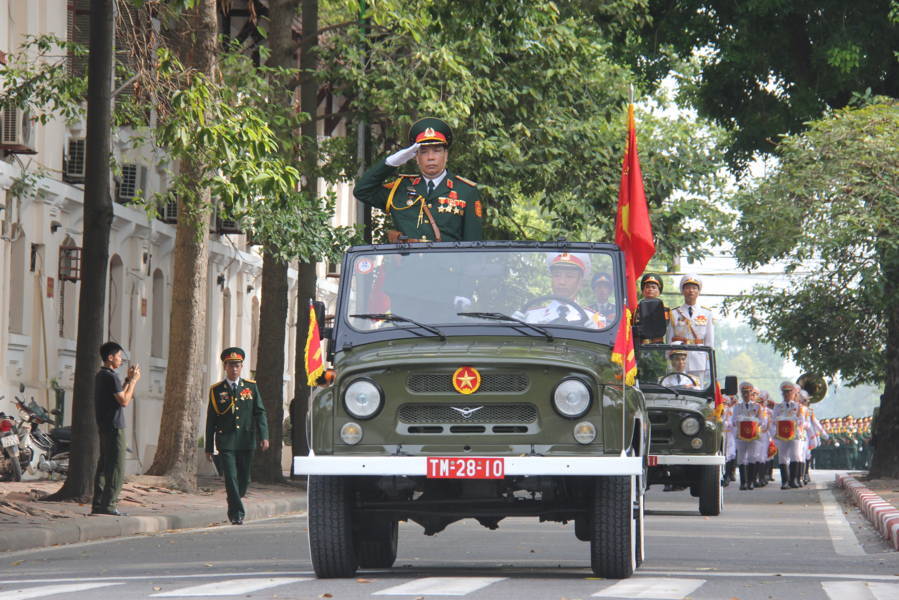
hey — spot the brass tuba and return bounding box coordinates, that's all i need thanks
[797,373,828,403]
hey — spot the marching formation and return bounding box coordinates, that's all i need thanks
[721,385,874,489]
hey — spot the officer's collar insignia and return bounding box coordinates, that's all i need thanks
[446,178,453,189]
[413,177,421,185]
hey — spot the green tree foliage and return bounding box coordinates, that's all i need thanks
[723,98,899,476]
[319,0,731,264]
[621,1,899,167]
[726,99,899,385]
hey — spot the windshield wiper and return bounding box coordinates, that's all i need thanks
[457,312,554,342]
[350,313,446,341]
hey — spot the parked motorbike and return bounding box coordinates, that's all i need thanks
[14,395,70,478]
[0,395,25,481]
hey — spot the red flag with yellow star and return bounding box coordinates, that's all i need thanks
[611,307,637,385]
[304,302,324,386]
[614,104,655,310]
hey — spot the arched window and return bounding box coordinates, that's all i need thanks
[108,255,124,343]
[151,268,165,357]
[58,235,79,339]
[8,233,27,334]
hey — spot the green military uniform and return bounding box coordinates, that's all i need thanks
[353,117,483,242]
[205,348,269,524]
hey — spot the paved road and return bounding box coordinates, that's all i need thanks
[1,471,897,600]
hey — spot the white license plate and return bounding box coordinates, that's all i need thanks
[426,457,505,479]
[1,435,17,448]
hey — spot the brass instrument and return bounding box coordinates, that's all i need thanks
[797,373,827,403]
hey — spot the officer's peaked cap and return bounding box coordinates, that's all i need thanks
[221,347,246,362]
[641,273,663,293]
[679,274,702,291]
[547,252,591,273]
[591,272,613,288]
[409,117,453,148]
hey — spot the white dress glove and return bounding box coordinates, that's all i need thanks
[385,143,421,167]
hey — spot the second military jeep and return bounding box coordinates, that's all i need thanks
[295,242,649,579]
[636,343,735,515]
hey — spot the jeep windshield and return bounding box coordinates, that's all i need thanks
[636,344,713,398]
[343,247,620,336]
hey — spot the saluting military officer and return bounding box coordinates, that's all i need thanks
[205,347,269,525]
[667,274,715,377]
[354,117,483,243]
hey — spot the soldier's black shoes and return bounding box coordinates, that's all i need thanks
[91,508,127,516]
[230,518,244,525]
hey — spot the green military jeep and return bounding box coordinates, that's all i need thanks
[636,343,734,515]
[295,242,649,579]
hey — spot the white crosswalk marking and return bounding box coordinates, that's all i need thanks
[593,577,705,599]
[0,583,122,600]
[150,577,308,597]
[822,581,899,600]
[373,577,506,596]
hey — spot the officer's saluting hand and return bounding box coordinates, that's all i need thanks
[354,117,483,243]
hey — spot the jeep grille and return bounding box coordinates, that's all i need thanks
[397,403,538,435]
[406,373,529,394]
[398,403,537,424]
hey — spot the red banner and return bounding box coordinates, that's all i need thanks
[304,302,324,386]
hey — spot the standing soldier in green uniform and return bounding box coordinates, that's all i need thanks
[205,348,269,525]
[354,117,483,242]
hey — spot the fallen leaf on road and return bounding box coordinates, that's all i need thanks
[204,563,214,567]
[320,594,333,598]
[356,578,374,583]
[10,560,23,566]
[152,587,161,591]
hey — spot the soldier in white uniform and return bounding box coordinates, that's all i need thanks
[523,252,604,328]
[801,390,828,484]
[731,381,765,490]
[659,346,700,387]
[772,381,808,489]
[755,390,774,486]
[667,274,715,377]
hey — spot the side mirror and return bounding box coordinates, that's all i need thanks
[312,300,326,331]
[635,298,667,341]
[723,375,738,396]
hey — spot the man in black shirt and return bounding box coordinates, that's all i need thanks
[92,341,140,516]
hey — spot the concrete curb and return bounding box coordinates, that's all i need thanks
[0,494,307,553]
[836,473,899,550]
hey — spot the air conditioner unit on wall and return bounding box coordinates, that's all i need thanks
[64,138,86,182]
[160,200,178,223]
[0,106,36,154]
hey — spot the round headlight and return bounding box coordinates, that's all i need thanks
[573,421,597,444]
[553,379,592,418]
[340,422,363,445]
[680,416,702,436]
[344,379,383,419]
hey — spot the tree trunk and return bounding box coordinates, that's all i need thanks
[145,0,217,491]
[252,253,288,482]
[292,261,317,458]
[289,0,320,462]
[249,0,300,483]
[45,0,115,502]
[869,249,899,478]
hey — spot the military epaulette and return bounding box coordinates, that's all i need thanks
[244,378,256,384]
[701,305,712,311]
[454,175,477,187]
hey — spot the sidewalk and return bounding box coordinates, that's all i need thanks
[836,473,899,551]
[0,474,307,553]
